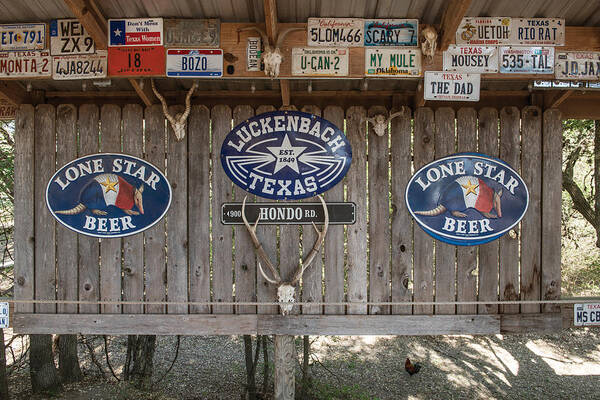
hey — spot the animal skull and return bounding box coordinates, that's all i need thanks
[421,26,438,63]
[366,109,407,136]
[151,79,198,141]
[238,27,302,78]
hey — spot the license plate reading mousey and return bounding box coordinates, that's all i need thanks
[108,46,165,76]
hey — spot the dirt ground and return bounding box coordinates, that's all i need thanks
[4,327,600,400]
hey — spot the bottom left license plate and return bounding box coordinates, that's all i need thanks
[53,51,108,80]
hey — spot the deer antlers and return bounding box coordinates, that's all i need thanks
[366,107,409,136]
[150,78,198,141]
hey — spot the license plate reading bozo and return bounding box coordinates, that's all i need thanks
[307,18,363,47]
[555,52,600,80]
[292,48,348,76]
[365,48,421,77]
[166,49,223,77]
[574,303,600,326]
[499,47,554,74]
[424,72,480,101]
[53,51,107,80]
[0,24,45,51]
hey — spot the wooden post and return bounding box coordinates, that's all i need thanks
[274,335,295,400]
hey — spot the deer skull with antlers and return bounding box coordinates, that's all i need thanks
[242,195,329,315]
[365,108,407,136]
[238,26,302,78]
[151,79,198,141]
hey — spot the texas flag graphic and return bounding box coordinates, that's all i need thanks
[79,174,136,212]
[109,20,126,46]
[441,175,494,214]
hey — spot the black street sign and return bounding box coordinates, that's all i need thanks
[221,202,355,225]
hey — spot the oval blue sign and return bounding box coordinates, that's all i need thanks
[220,110,352,200]
[46,153,171,238]
[405,153,529,246]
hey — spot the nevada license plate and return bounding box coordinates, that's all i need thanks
[574,303,600,326]
[555,52,600,80]
[108,46,165,76]
[0,23,45,51]
[365,48,421,77]
[307,18,363,47]
[499,47,554,74]
[166,49,223,77]
[0,50,51,77]
[510,18,564,46]
[292,48,348,76]
[53,51,107,80]
[424,72,480,102]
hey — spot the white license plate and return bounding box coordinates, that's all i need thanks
[0,23,45,51]
[166,49,223,77]
[53,51,107,80]
[365,48,421,77]
[50,19,95,56]
[574,303,600,326]
[0,51,52,77]
[443,46,498,73]
[0,302,8,328]
[292,48,348,76]
[246,37,261,72]
[307,18,363,47]
[424,72,480,102]
[555,52,600,80]
[364,19,418,46]
[510,18,564,46]
[499,47,554,74]
[456,17,511,45]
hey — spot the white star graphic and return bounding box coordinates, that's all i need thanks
[267,134,306,174]
[114,28,122,36]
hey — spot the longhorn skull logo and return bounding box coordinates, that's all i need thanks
[151,79,198,141]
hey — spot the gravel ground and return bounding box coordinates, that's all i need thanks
[5,328,600,399]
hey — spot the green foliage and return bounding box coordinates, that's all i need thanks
[0,120,13,209]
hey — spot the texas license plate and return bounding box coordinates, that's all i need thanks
[574,303,600,326]
[166,48,223,77]
[443,46,498,73]
[424,72,481,102]
[555,52,600,80]
[50,19,95,55]
[0,23,45,51]
[53,51,107,80]
[0,50,51,77]
[108,18,163,46]
[365,48,421,77]
[292,48,348,76]
[510,18,564,46]
[499,47,554,74]
[307,18,363,47]
[108,46,165,76]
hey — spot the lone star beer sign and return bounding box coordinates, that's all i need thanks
[47,154,171,238]
[221,111,352,200]
[405,153,528,246]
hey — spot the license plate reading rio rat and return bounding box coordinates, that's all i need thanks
[108,46,165,76]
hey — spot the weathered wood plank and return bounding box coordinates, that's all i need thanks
[274,335,295,400]
[413,108,435,315]
[99,104,122,314]
[14,105,35,313]
[323,106,346,315]
[542,109,562,313]
[144,105,167,314]
[166,105,189,314]
[434,108,457,315]
[55,105,78,314]
[477,108,499,314]
[456,108,478,315]
[122,104,144,314]
[346,106,367,315]
[188,105,211,314]
[499,107,521,314]
[367,106,391,315]
[500,313,563,334]
[211,105,233,314]
[390,107,413,315]
[232,105,256,315]
[520,106,542,314]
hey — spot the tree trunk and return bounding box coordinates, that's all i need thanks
[0,329,9,399]
[125,335,156,389]
[301,335,310,394]
[57,334,82,383]
[595,120,600,246]
[29,334,61,394]
[243,335,257,400]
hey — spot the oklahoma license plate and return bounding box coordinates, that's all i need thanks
[499,47,554,74]
[555,52,600,80]
[0,50,51,77]
[365,48,421,77]
[108,46,165,76]
[292,48,348,76]
[166,48,223,77]
[574,303,600,326]
[307,18,363,47]
[0,23,45,51]
[53,51,107,80]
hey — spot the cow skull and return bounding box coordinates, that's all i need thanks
[151,79,198,141]
[238,26,303,78]
[421,26,438,63]
[365,108,407,136]
[242,195,329,315]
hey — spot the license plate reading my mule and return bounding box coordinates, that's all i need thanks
[292,48,348,76]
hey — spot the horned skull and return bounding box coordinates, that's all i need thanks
[421,26,438,63]
[366,109,407,136]
[151,79,198,141]
[242,195,329,315]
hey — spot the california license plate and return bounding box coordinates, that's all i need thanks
[364,19,418,46]
[424,72,480,102]
[443,45,498,73]
[53,51,107,80]
[555,52,600,80]
[0,50,51,77]
[166,48,223,77]
[307,18,363,47]
[499,47,554,74]
[108,46,165,76]
[574,303,600,326]
[365,48,421,77]
[50,19,95,56]
[0,23,45,51]
[510,18,564,46]
[292,48,348,76]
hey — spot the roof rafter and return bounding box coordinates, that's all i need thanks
[262,0,290,106]
[438,0,472,51]
[0,81,27,105]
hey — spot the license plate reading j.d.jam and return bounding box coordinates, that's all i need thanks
[365,48,421,77]
[107,46,165,76]
[0,50,51,77]
[499,47,554,74]
[307,18,363,47]
[424,72,481,102]
[166,49,223,77]
[292,48,348,76]
[0,24,45,51]
[53,51,107,80]
[555,52,600,80]
[574,303,600,326]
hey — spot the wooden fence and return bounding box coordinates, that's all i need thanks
[13,104,563,335]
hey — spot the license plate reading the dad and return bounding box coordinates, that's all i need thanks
[456,17,511,45]
[365,48,421,77]
[166,49,223,77]
[443,46,498,73]
[307,18,363,47]
[50,19,95,55]
[574,303,600,326]
[0,23,45,51]
[499,47,554,74]
[0,50,51,77]
[510,18,564,46]
[53,51,107,80]
[292,48,348,76]
[424,72,480,102]
[555,52,600,80]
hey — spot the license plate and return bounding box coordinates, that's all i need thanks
[164,19,219,47]
[0,50,51,77]
[555,52,600,80]
[0,100,16,120]
[456,17,511,45]
[292,48,348,76]
[574,303,600,326]
[108,18,163,46]
[53,51,107,80]
[50,19,95,55]
[443,46,498,73]
[166,49,222,77]
[108,46,165,76]
[499,47,554,74]
[246,37,261,71]
[364,19,418,46]
[424,72,480,102]
[365,48,421,77]
[0,23,45,51]
[307,18,363,47]
[221,202,355,225]
[510,18,564,46]
[0,302,8,328]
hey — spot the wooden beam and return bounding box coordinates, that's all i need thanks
[438,0,472,51]
[63,0,108,49]
[128,78,156,106]
[0,81,26,104]
[547,90,574,109]
[414,81,425,109]
[263,0,278,44]
[280,79,290,106]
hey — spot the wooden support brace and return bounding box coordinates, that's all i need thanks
[274,335,295,400]
[280,80,290,106]
[438,0,472,51]
[63,0,108,49]
[0,81,27,105]
[414,81,426,109]
[128,79,156,106]
[547,90,574,109]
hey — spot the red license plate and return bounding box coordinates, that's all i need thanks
[108,46,165,76]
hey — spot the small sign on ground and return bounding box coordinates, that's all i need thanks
[574,303,600,326]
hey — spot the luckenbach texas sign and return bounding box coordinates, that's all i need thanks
[47,153,171,238]
[221,110,352,200]
[406,153,529,246]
